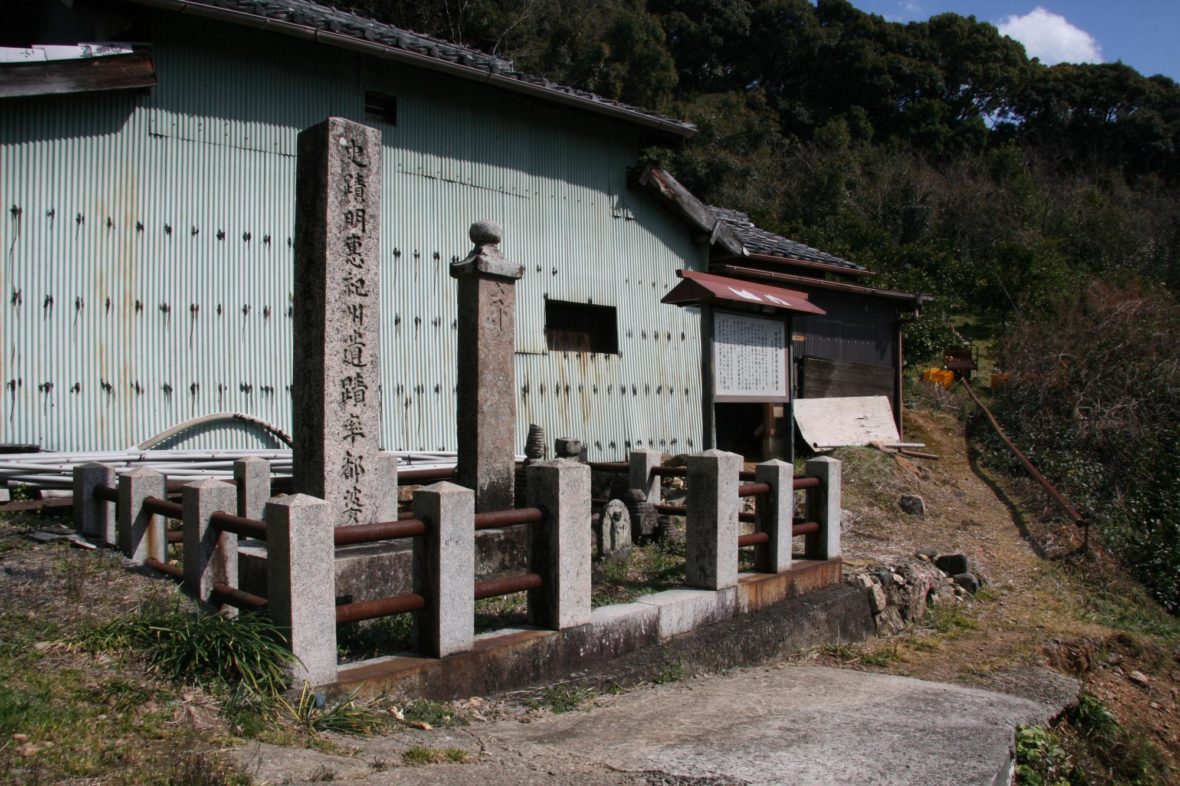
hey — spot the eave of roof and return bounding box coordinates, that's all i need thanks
[662,269,826,316]
[122,0,697,138]
[715,264,931,307]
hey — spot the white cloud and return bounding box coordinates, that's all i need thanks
[997,7,1103,65]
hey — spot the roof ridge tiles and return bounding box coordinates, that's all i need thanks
[143,0,694,134]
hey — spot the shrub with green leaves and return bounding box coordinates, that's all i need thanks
[986,279,1180,612]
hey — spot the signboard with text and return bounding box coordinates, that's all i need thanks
[713,312,788,401]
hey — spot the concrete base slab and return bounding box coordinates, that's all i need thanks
[737,558,842,614]
[635,586,737,640]
[330,566,855,701]
[489,665,1070,786]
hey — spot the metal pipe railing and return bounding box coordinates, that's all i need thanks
[144,557,182,578]
[335,592,427,624]
[737,482,771,497]
[793,521,820,536]
[587,461,629,473]
[738,531,770,547]
[334,517,427,546]
[473,507,542,531]
[210,511,267,540]
[211,583,267,611]
[143,496,183,519]
[94,485,119,503]
[474,572,543,600]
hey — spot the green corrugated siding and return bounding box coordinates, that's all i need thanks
[0,11,706,457]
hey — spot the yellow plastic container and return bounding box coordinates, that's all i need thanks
[922,368,954,388]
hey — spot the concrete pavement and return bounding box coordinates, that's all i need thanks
[235,663,1078,785]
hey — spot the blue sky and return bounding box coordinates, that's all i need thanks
[848,1,1180,81]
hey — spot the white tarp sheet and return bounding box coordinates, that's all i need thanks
[794,395,899,449]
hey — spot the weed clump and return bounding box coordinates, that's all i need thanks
[82,604,292,696]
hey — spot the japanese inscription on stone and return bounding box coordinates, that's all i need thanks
[713,312,787,399]
[293,117,394,526]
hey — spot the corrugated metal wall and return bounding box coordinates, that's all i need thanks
[0,12,706,458]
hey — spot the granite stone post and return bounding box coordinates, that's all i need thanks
[527,460,592,630]
[685,449,741,590]
[234,456,271,522]
[805,456,842,560]
[292,116,396,526]
[73,462,115,544]
[117,467,166,563]
[451,221,525,512]
[412,482,474,657]
[754,459,793,573]
[266,494,337,687]
[182,479,238,605]
[628,449,663,505]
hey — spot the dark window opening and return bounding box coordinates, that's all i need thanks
[364,91,397,125]
[545,300,618,353]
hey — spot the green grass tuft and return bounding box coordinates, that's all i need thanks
[80,604,293,696]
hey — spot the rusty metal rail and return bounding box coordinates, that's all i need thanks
[793,476,819,490]
[94,485,119,503]
[335,518,426,546]
[653,503,687,516]
[211,583,267,611]
[738,531,770,547]
[960,378,1086,528]
[335,592,427,624]
[210,511,267,540]
[738,482,771,497]
[651,466,686,478]
[587,461,629,473]
[143,496,183,519]
[793,521,820,536]
[474,507,542,531]
[398,467,456,484]
[475,572,543,600]
[144,557,182,579]
[167,530,183,543]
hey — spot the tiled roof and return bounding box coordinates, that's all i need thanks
[134,0,695,136]
[710,207,867,272]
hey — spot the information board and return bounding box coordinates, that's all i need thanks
[714,312,788,399]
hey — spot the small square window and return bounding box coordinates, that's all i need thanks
[364,91,397,125]
[545,300,618,353]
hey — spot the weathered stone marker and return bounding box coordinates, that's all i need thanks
[451,221,524,512]
[292,117,396,525]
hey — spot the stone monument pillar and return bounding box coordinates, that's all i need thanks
[292,117,396,526]
[451,221,524,512]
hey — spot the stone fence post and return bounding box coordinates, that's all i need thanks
[118,467,166,564]
[234,456,270,522]
[451,220,525,513]
[413,482,474,657]
[266,494,337,687]
[527,460,591,630]
[804,456,841,560]
[73,462,115,544]
[182,479,237,608]
[628,449,662,505]
[755,458,793,573]
[685,449,741,590]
